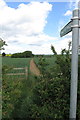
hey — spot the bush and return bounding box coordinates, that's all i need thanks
[30,43,80,119]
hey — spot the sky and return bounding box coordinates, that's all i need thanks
[0,0,79,54]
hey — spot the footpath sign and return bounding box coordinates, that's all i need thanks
[60,2,80,120]
[60,21,72,37]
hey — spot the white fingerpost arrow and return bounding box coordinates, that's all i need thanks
[60,1,80,120]
[60,21,72,37]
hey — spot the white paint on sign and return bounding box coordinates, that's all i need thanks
[60,21,72,37]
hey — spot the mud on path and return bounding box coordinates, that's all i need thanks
[30,59,40,76]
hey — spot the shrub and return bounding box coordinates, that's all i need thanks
[30,43,80,119]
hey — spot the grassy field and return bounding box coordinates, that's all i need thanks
[2,57,31,73]
[2,57,31,67]
[2,57,31,87]
[2,56,56,74]
[2,56,57,119]
[34,55,56,71]
[2,57,39,119]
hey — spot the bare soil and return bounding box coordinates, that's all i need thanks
[30,59,40,76]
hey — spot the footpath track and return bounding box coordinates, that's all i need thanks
[30,59,40,76]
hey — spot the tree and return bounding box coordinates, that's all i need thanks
[2,52,6,57]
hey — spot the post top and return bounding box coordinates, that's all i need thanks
[78,1,80,9]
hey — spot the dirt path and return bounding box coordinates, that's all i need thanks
[30,59,40,76]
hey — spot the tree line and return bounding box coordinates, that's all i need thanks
[11,51,34,58]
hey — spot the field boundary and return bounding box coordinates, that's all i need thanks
[6,73,25,75]
[6,67,28,78]
[13,68,24,70]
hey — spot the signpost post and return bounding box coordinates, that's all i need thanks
[60,2,80,120]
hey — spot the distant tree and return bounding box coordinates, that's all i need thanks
[11,51,34,58]
[2,52,6,57]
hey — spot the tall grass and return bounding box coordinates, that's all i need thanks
[2,57,31,119]
[2,57,31,68]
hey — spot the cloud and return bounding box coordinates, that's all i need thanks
[74,0,80,8]
[0,0,58,54]
[51,34,72,54]
[0,1,52,36]
[0,0,72,55]
[68,0,80,9]
[64,10,72,16]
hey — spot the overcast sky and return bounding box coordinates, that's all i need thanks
[0,0,78,54]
